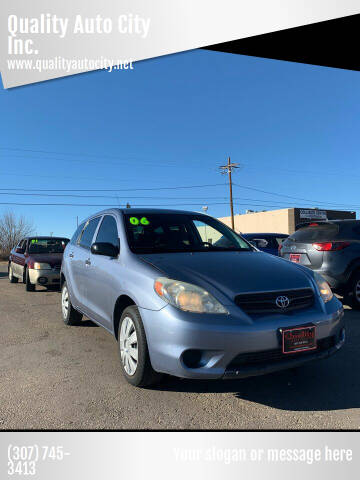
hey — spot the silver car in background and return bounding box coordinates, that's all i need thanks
[61,208,345,387]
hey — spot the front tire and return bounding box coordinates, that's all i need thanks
[61,281,83,325]
[25,268,35,291]
[8,263,18,283]
[347,271,360,310]
[118,306,162,387]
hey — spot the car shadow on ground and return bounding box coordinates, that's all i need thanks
[0,271,9,278]
[154,309,360,412]
[77,319,99,327]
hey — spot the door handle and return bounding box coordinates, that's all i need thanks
[85,259,91,266]
[69,252,74,258]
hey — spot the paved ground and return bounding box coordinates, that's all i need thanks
[0,262,359,430]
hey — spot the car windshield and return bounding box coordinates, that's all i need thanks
[124,213,252,254]
[28,238,69,254]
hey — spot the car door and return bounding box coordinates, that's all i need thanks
[10,239,22,276]
[12,239,26,278]
[69,217,101,312]
[64,222,85,306]
[85,214,120,329]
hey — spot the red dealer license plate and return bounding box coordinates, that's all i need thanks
[282,326,317,354]
[289,253,301,263]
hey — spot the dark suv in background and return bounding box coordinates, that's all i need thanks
[242,233,288,256]
[280,220,360,309]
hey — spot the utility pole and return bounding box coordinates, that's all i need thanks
[219,156,240,230]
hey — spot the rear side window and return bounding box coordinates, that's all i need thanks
[291,224,339,243]
[70,222,85,245]
[275,237,287,247]
[96,215,119,249]
[79,217,101,249]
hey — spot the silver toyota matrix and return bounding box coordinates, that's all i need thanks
[61,208,345,387]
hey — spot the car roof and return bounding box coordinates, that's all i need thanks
[295,219,359,230]
[25,236,69,240]
[80,207,211,224]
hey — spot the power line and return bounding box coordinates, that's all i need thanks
[0,201,232,207]
[0,183,227,192]
[0,201,355,212]
[0,192,230,200]
[2,146,359,181]
[0,181,357,210]
[3,147,358,179]
[0,191,357,208]
[232,183,357,208]
[0,146,144,161]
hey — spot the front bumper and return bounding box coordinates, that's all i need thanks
[139,297,345,380]
[28,268,61,285]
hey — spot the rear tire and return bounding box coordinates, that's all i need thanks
[61,281,83,325]
[118,305,162,388]
[8,263,18,283]
[346,272,360,310]
[25,268,35,292]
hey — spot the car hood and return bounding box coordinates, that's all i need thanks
[139,251,314,304]
[28,253,63,266]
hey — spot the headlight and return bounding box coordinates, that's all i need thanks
[154,277,228,314]
[33,262,52,270]
[314,272,333,303]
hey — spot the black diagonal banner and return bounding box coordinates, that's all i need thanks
[204,14,360,71]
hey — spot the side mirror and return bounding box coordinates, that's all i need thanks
[253,238,268,249]
[15,247,25,254]
[91,242,119,257]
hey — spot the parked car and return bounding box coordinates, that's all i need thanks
[9,236,69,291]
[280,220,360,309]
[61,208,345,387]
[242,233,288,256]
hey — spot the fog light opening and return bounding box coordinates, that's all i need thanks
[38,277,48,284]
[182,349,205,369]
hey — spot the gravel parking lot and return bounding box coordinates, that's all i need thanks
[0,261,359,430]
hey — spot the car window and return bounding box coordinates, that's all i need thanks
[28,238,69,254]
[193,220,227,246]
[275,237,287,247]
[290,224,339,243]
[261,236,274,248]
[96,215,119,249]
[79,217,101,250]
[70,222,85,245]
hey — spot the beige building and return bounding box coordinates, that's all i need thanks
[218,208,356,235]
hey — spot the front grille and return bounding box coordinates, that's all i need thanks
[227,336,336,370]
[234,288,315,315]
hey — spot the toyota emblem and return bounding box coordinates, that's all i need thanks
[276,295,290,309]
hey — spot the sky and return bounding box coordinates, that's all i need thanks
[0,49,360,238]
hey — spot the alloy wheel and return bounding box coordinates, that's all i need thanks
[119,316,138,376]
[62,285,69,319]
